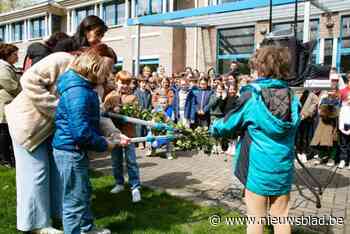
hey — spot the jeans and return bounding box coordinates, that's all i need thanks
[0,123,15,167]
[12,138,60,231]
[339,132,350,162]
[53,149,94,234]
[111,144,141,190]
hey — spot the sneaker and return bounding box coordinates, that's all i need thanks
[110,184,124,194]
[166,152,175,160]
[82,227,111,234]
[132,188,141,203]
[314,158,321,165]
[313,154,319,159]
[327,159,335,167]
[338,160,346,169]
[146,148,155,157]
[31,227,63,234]
[297,153,307,163]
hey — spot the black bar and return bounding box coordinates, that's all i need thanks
[294,0,298,39]
[269,0,273,32]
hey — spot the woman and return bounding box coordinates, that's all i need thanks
[5,45,121,234]
[23,32,69,70]
[54,15,108,52]
[0,43,21,167]
[211,46,301,234]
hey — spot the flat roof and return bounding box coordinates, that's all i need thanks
[127,0,350,28]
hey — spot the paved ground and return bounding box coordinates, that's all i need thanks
[90,149,350,234]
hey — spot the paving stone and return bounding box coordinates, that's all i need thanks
[91,149,349,234]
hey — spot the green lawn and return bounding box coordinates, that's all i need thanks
[0,166,315,234]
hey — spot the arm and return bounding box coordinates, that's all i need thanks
[208,94,219,111]
[0,68,21,98]
[210,92,252,138]
[302,93,319,119]
[203,91,214,113]
[64,87,108,152]
[20,54,72,118]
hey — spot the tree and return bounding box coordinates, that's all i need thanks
[0,0,34,14]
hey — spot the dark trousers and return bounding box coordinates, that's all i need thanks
[0,123,15,167]
[296,119,315,156]
[339,132,350,163]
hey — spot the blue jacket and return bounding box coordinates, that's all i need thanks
[52,69,108,152]
[193,89,213,119]
[134,88,152,110]
[211,78,301,196]
[173,88,195,122]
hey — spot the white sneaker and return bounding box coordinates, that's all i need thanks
[338,160,346,169]
[110,184,124,194]
[314,158,321,165]
[31,227,63,234]
[327,159,335,167]
[313,154,319,159]
[166,151,175,160]
[297,153,307,163]
[81,227,111,234]
[132,188,141,203]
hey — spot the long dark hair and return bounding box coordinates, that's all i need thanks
[45,32,69,49]
[74,16,108,48]
[53,16,108,52]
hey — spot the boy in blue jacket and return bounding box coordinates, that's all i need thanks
[52,51,119,234]
[193,78,213,128]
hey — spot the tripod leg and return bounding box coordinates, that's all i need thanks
[295,170,322,209]
[295,154,323,195]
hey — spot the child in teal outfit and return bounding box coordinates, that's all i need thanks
[211,46,300,234]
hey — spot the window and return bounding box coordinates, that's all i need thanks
[0,26,5,42]
[340,16,350,73]
[218,0,242,3]
[136,0,162,16]
[133,58,159,75]
[114,59,123,73]
[324,38,333,66]
[272,20,319,42]
[210,0,243,5]
[217,26,255,74]
[12,22,24,42]
[75,6,95,26]
[30,17,45,39]
[52,15,62,34]
[104,0,125,26]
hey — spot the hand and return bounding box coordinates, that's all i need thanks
[120,134,131,146]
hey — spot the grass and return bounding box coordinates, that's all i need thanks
[0,166,316,234]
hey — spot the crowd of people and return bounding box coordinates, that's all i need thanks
[0,14,349,234]
[296,71,350,170]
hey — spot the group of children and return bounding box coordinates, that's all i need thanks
[297,71,350,170]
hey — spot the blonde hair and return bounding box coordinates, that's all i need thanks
[69,49,112,85]
[115,70,132,82]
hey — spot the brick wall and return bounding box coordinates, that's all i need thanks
[320,12,340,39]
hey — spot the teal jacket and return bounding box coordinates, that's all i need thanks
[211,78,301,196]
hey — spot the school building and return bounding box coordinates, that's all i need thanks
[1,0,350,75]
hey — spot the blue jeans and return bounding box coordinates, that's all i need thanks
[53,149,94,234]
[111,144,141,190]
[12,138,61,231]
